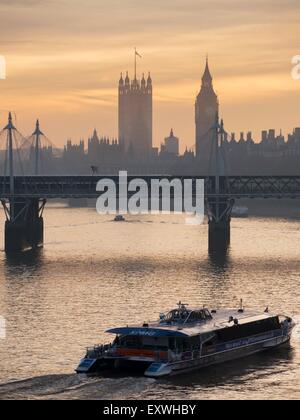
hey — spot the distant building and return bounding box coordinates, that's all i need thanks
[54,59,300,176]
[118,71,152,157]
[195,58,219,159]
[262,131,268,142]
[86,129,123,167]
[287,127,300,156]
[162,129,179,156]
[63,139,84,160]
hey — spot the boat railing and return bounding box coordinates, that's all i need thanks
[86,343,113,357]
[168,348,201,362]
[154,351,169,362]
[86,345,202,362]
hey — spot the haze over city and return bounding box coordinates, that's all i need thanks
[0,0,300,151]
[0,0,299,403]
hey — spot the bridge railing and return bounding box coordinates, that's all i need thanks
[0,175,299,199]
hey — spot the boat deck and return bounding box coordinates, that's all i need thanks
[107,309,274,338]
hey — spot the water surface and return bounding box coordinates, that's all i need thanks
[0,205,299,399]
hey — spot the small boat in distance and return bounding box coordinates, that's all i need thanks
[76,302,295,378]
[114,215,126,222]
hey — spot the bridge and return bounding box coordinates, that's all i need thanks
[0,175,299,199]
[0,113,299,253]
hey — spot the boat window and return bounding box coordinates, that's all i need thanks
[175,338,192,352]
[163,309,190,323]
[188,310,212,322]
[217,316,281,342]
[162,308,212,324]
[120,335,142,347]
[168,338,176,350]
[190,336,201,349]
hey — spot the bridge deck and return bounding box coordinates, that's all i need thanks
[0,176,300,199]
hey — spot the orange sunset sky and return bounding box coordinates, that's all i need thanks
[0,0,300,152]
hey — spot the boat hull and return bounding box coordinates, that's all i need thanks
[152,332,291,378]
[76,356,152,374]
[76,329,293,377]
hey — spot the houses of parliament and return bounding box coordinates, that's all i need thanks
[11,59,300,176]
[118,71,153,157]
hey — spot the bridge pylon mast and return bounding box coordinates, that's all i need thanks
[2,112,17,221]
[32,119,44,176]
[4,113,15,196]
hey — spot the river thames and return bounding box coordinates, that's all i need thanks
[0,204,299,400]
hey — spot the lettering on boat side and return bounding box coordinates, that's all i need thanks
[128,329,157,336]
[103,404,198,417]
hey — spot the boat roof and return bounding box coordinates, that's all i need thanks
[107,308,276,338]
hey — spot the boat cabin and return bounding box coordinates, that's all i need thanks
[160,302,212,325]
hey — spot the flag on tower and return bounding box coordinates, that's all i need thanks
[135,50,142,58]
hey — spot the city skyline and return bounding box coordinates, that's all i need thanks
[0,0,300,151]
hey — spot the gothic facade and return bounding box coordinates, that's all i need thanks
[118,72,152,157]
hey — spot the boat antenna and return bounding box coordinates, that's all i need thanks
[238,299,244,313]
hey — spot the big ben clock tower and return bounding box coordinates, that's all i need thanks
[195,58,219,160]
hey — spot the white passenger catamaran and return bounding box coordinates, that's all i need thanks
[76,301,295,378]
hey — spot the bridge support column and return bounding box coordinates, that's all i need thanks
[207,198,234,253]
[2,198,46,253]
[209,219,231,252]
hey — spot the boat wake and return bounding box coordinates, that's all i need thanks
[0,374,156,400]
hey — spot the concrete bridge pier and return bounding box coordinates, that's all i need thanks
[207,198,234,252]
[209,219,231,252]
[2,198,46,253]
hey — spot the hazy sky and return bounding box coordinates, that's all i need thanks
[0,0,299,151]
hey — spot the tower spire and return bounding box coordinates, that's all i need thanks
[195,59,219,159]
[202,56,212,86]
